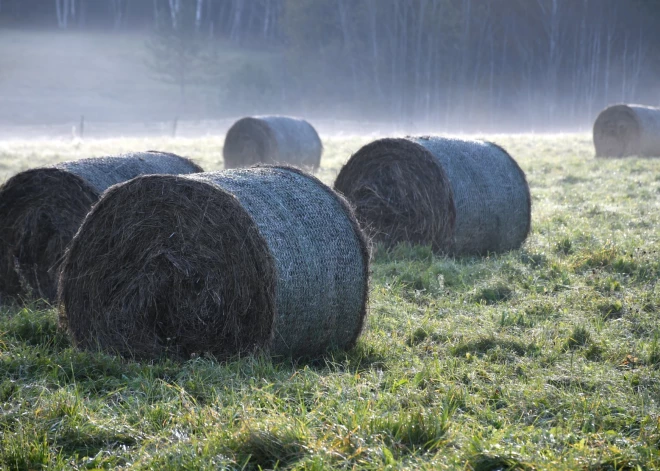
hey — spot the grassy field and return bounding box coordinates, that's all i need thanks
[0,133,659,470]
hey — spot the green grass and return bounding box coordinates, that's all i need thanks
[1,133,660,469]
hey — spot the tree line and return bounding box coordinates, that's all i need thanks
[3,0,660,130]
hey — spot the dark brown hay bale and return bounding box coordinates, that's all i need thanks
[0,151,203,303]
[334,138,456,251]
[334,137,531,255]
[223,116,323,170]
[58,166,369,360]
[593,104,660,157]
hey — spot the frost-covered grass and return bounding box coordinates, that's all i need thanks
[1,133,659,470]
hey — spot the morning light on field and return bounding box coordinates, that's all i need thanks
[1,1,660,470]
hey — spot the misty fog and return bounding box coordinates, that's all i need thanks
[1,0,659,138]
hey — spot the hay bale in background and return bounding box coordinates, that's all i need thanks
[593,104,660,157]
[334,137,531,255]
[58,166,368,360]
[223,116,323,170]
[0,151,203,302]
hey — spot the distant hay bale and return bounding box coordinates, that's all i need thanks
[0,151,203,303]
[334,137,531,255]
[593,104,660,157]
[223,116,323,170]
[58,166,369,360]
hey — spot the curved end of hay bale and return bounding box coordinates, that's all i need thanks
[334,138,456,252]
[59,174,276,359]
[223,116,323,170]
[0,168,97,302]
[59,166,368,360]
[0,152,203,303]
[223,117,276,168]
[593,104,643,157]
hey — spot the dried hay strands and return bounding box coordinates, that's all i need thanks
[0,151,203,302]
[223,116,323,170]
[593,104,660,157]
[58,166,369,360]
[334,137,531,255]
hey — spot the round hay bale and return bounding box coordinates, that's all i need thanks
[334,137,531,255]
[0,151,203,303]
[58,166,369,360]
[593,104,660,157]
[223,116,323,170]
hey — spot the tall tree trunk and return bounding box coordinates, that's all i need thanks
[621,32,628,102]
[263,0,271,38]
[629,31,646,101]
[337,0,359,102]
[424,0,440,127]
[55,0,69,28]
[229,0,244,42]
[488,24,495,130]
[112,0,125,29]
[469,12,489,123]
[168,0,181,30]
[55,0,63,28]
[497,22,510,123]
[388,1,398,119]
[195,0,204,32]
[413,0,427,120]
[77,0,86,27]
[459,0,471,112]
[603,17,614,107]
[586,22,601,121]
[398,1,408,123]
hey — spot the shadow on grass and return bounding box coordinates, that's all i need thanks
[473,283,514,304]
[451,335,534,358]
[228,424,309,471]
[468,452,535,471]
[54,427,138,459]
[286,341,390,374]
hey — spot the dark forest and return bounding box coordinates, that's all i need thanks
[2,0,660,131]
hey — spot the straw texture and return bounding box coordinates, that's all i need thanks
[334,137,531,255]
[58,166,369,360]
[223,116,323,170]
[0,151,202,302]
[593,104,660,157]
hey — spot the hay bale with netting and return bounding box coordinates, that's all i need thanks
[0,151,203,303]
[593,104,660,157]
[58,166,369,360]
[334,137,531,255]
[223,116,323,170]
